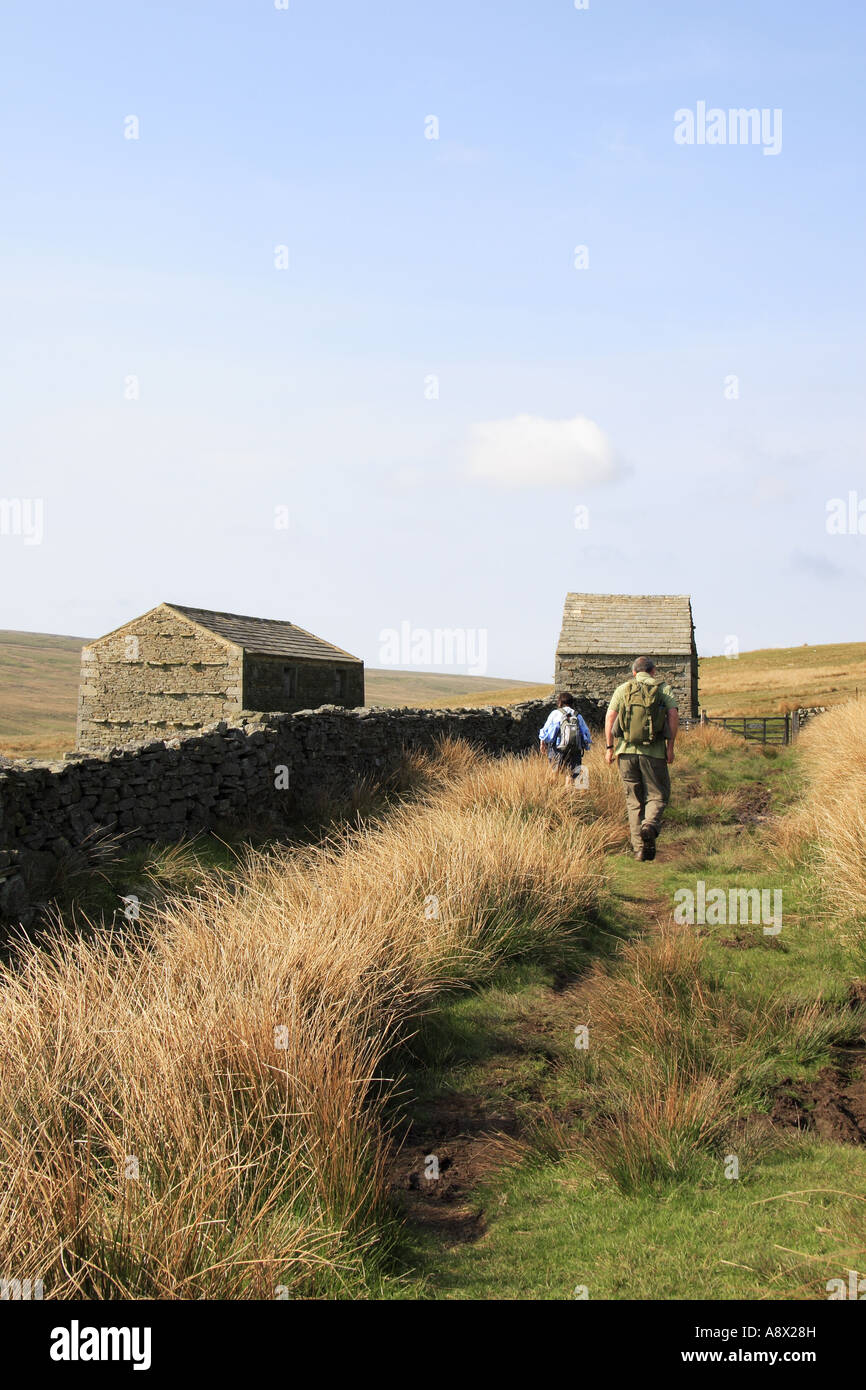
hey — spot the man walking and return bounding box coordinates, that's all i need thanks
[604,657,678,861]
[539,692,592,785]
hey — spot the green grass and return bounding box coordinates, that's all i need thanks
[380,937,866,1299]
[391,1144,866,1300]
[374,728,866,1300]
[659,855,861,1020]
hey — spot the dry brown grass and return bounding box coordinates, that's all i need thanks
[420,684,554,710]
[777,697,866,927]
[698,642,866,716]
[573,922,744,1189]
[0,734,71,761]
[675,723,744,755]
[428,738,626,835]
[0,739,616,1298]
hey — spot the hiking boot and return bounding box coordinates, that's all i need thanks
[640,824,657,861]
[634,846,646,862]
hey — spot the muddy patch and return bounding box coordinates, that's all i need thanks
[771,1052,866,1144]
[733,783,773,823]
[389,1092,524,1242]
[719,932,758,949]
[848,981,866,1010]
[718,930,785,951]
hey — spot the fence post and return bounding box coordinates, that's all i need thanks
[791,709,800,743]
[700,709,707,726]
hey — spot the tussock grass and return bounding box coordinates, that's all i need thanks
[773,697,866,930]
[384,712,866,1298]
[676,723,744,755]
[0,739,614,1298]
[572,921,853,1193]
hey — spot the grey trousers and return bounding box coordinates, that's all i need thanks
[617,754,671,852]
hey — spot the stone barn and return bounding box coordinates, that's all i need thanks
[76,602,365,751]
[555,593,698,717]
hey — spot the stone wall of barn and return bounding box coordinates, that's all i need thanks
[76,610,244,751]
[555,653,698,717]
[242,653,365,715]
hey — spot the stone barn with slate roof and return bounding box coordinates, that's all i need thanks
[556,593,698,718]
[76,602,365,750]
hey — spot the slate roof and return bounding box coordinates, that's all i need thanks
[165,604,362,663]
[557,594,695,657]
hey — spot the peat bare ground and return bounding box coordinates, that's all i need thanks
[387,979,593,1243]
[770,981,866,1144]
[771,1047,866,1145]
[733,781,774,821]
[387,1096,517,1243]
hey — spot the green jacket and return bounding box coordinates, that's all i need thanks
[607,672,678,759]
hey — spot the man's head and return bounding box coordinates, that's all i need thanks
[557,691,574,708]
[632,656,656,675]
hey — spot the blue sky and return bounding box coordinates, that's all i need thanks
[1,0,863,680]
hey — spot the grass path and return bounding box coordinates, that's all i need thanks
[383,736,866,1300]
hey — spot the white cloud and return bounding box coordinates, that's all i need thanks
[466,412,624,489]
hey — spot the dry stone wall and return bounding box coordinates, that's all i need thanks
[555,654,697,717]
[796,706,828,723]
[2,696,601,926]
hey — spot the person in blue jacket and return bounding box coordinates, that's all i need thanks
[539,692,592,784]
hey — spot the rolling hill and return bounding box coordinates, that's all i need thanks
[0,631,86,759]
[698,641,866,716]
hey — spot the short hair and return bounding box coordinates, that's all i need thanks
[632,656,656,673]
[557,691,574,707]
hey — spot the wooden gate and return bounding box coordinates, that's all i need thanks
[679,713,797,744]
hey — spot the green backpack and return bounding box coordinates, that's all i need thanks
[621,677,668,746]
